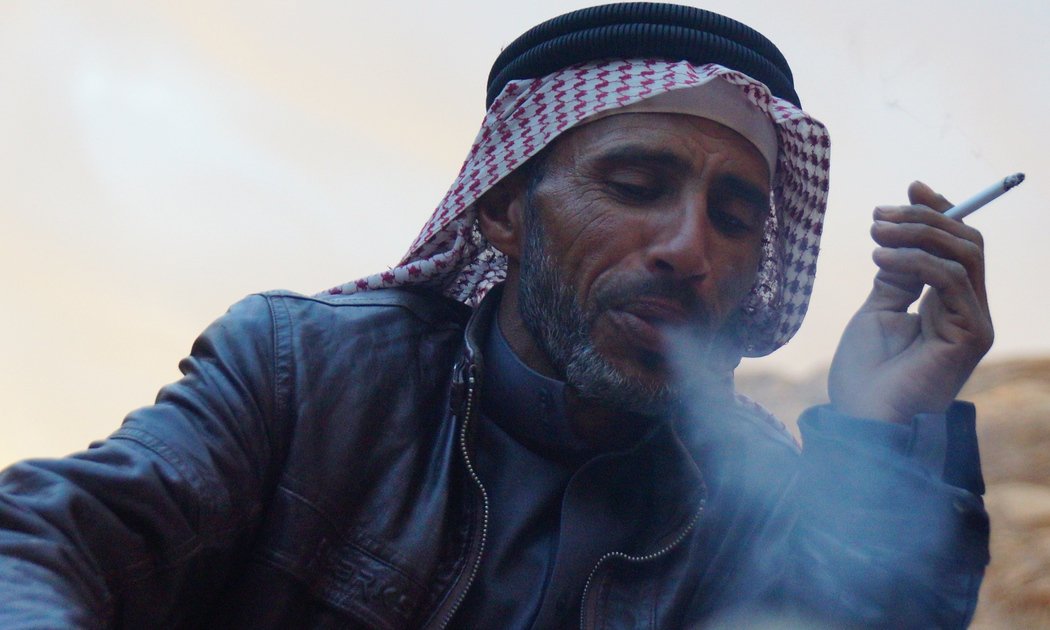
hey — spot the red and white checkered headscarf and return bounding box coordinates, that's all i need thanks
[327,59,829,357]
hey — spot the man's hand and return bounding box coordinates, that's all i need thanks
[828,182,994,424]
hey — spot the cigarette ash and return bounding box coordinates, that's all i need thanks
[1004,172,1025,190]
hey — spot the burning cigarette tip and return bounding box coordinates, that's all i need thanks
[944,172,1025,221]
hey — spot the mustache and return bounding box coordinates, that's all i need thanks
[592,276,712,326]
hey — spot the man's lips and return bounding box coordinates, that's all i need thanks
[604,297,698,352]
[618,297,692,326]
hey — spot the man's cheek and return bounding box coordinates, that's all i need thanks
[721,258,762,307]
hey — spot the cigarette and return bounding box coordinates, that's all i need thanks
[944,172,1025,221]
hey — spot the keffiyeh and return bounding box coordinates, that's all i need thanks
[326,58,829,357]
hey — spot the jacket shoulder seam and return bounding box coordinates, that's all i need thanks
[264,294,295,458]
[255,289,470,327]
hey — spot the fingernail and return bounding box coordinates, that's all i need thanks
[874,206,892,218]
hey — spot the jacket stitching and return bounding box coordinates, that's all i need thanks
[273,484,430,592]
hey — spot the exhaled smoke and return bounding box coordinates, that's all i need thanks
[665,325,971,627]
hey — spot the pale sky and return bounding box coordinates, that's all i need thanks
[2,0,1046,466]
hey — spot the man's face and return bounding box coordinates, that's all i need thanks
[516,113,770,414]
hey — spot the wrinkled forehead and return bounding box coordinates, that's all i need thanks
[575,78,779,179]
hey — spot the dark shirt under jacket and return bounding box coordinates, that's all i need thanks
[455,304,713,629]
[453,311,598,629]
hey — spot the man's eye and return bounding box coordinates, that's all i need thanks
[709,209,755,237]
[608,181,664,202]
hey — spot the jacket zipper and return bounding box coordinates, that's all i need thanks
[436,365,489,629]
[578,500,706,630]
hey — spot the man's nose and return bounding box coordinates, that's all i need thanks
[645,198,712,281]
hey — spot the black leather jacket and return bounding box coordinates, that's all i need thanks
[0,289,988,628]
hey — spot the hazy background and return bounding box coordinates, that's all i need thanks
[2,0,1046,466]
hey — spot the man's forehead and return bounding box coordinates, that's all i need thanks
[554,113,771,181]
[570,113,763,146]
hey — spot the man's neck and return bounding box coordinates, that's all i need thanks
[494,282,660,452]
[494,275,560,379]
[563,387,659,452]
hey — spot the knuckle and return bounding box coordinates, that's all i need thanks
[945,259,968,281]
[971,229,986,249]
[962,323,994,352]
[960,240,984,264]
[957,222,985,246]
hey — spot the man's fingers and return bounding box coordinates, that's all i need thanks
[861,180,993,340]
[870,218,988,311]
[871,247,989,336]
[870,200,989,313]
[873,204,984,248]
[908,180,952,213]
[870,218,982,262]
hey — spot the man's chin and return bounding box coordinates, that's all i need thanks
[607,352,673,390]
[592,322,698,381]
[564,347,679,417]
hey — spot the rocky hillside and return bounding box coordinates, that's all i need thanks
[736,358,1050,628]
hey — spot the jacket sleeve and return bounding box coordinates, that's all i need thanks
[0,294,289,628]
[783,402,989,628]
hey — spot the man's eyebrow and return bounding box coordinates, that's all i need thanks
[592,147,770,198]
[591,146,692,172]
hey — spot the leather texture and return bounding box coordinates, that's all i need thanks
[0,288,988,628]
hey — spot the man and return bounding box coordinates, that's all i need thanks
[0,3,991,628]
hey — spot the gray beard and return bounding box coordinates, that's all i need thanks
[517,212,677,417]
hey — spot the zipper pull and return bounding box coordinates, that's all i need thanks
[449,356,475,414]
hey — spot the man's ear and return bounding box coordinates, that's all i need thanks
[476,173,527,263]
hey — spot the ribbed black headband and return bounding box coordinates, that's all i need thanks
[486,3,800,109]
